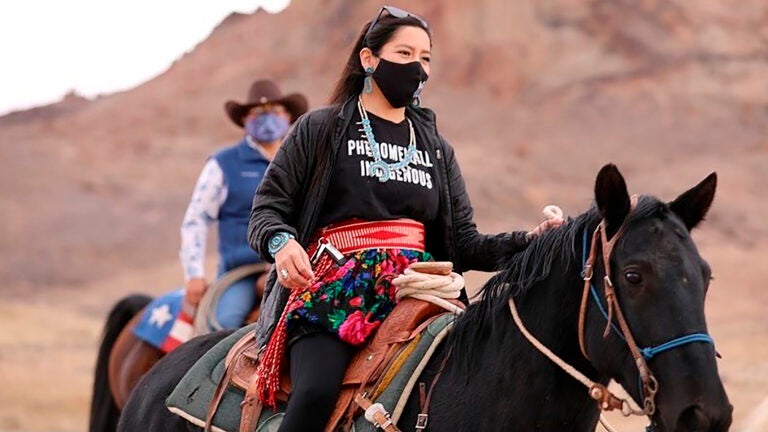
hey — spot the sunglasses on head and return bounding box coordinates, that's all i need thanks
[363,5,429,47]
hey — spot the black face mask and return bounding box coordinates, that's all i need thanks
[372,58,428,108]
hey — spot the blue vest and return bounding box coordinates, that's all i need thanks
[212,139,268,271]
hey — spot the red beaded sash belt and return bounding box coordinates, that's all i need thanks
[308,218,426,265]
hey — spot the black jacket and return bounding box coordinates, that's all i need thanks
[247,98,530,346]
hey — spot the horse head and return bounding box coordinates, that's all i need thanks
[584,164,732,431]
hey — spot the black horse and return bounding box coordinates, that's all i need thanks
[118,164,732,432]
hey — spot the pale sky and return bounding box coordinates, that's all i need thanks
[0,0,290,115]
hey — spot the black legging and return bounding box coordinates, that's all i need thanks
[278,330,357,432]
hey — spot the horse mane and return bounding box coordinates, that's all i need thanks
[445,196,669,374]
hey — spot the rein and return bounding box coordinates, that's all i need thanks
[509,200,716,429]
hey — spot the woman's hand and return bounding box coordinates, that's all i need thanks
[527,205,565,240]
[527,218,564,239]
[274,239,315,290]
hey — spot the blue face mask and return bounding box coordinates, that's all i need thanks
[245,113,289,143]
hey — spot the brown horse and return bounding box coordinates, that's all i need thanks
[89,264,270,432]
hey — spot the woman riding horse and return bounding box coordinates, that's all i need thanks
[246,6,561,430]
[117,164,733,431]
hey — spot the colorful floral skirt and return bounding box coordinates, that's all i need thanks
[287,248,432,345]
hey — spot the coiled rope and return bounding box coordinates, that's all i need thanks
[392,262,465,315]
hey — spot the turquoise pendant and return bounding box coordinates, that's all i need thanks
[369,160,390,183]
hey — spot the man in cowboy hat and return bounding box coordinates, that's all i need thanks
[180,79,308,328]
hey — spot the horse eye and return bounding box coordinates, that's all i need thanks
[624,271,643,285]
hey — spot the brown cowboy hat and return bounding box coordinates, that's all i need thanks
[224,79,308,127]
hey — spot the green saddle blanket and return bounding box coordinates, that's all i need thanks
[166,314,456,432]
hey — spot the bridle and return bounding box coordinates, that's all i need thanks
[509,197,715,427]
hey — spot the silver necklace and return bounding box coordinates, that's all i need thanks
[357,95,417,183]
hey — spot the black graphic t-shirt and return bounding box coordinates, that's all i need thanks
[317,109,439,228]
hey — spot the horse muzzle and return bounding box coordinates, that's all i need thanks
[667,401,733,432]
[651,389,733,432]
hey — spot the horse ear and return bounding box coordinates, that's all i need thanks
[668,172,717,231]
[595,163,631,238]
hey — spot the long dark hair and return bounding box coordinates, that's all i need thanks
[329,14,431,106]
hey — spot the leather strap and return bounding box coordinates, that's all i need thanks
[337,332,406,430]
[415,348,452,430]
[576,195,659,414]
[204,364,234,432]
[239,371,265,432]
[332,314,445,431]
[339,342,400,429]
[354,393,400,432]
[205,333,256,432]
[578,225,601,360]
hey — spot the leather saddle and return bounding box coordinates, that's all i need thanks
[205,297,462,432]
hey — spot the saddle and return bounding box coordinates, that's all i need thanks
[206,297,462,432]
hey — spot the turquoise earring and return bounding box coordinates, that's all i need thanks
[411,81,425,107]
[363,67,374,94]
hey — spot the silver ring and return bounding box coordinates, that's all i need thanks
[280,268,289,280]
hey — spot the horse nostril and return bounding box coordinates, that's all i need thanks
[676,405,710,432]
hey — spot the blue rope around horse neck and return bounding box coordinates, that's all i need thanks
[580,228,715,360]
